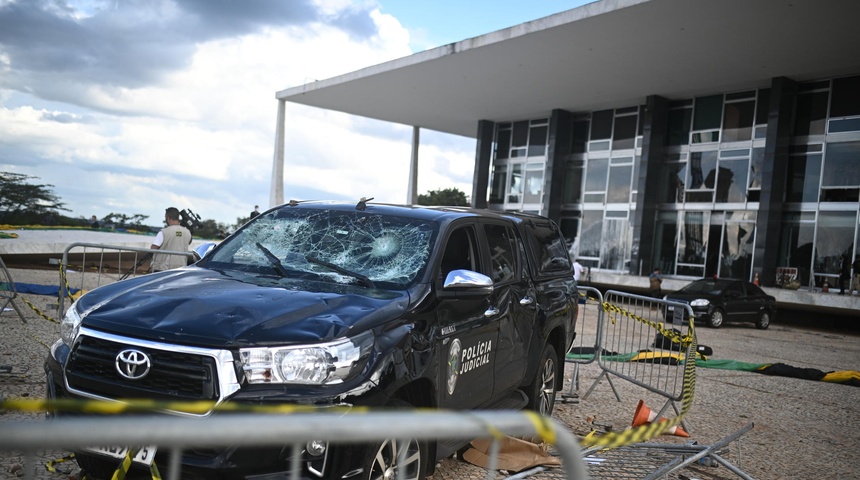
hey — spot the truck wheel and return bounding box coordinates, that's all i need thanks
[707,309,724,328]
[526,344,557,416]
[362,399,426,480]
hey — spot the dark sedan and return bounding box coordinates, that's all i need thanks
[664,278,776,329]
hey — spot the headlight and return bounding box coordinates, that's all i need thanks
[60,300,83,347]
[240,331,373,385]
[690,298,710,307]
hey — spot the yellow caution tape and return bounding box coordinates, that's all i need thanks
[18,295,58,324]
[45,453,76,473]
[524,410,556,445]
[111,447,139,480]
[0,397,366,416]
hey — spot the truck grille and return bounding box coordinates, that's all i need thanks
[66,334,223,402]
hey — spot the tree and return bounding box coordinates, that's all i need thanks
[102,212,151,231]
[0,172,69,225]
[195,219,231,239]
[417,188,469,207]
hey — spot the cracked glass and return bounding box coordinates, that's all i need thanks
[208,208,438,289]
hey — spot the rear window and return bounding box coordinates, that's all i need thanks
[522,220,571,275]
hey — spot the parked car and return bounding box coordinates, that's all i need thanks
[664,278,776,329]
[46,201,579,480]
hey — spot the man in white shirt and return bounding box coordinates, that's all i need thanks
[573,259,584,282]
[150,207,192,272]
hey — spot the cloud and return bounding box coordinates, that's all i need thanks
[0,0,475,227]
[0,0,384,105]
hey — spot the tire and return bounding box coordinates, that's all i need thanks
[707,309,724,328]
[756,311,771,330]
[362,399,426,480]
[526,343,557,416]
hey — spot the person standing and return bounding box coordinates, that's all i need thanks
[839,253,851,295]
[649,268,663,298]
[572,258,584,282]
[250,205,261,219]
[853,254,860,296]
[150,207,192,272]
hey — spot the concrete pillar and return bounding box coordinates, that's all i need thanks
[631,95,669,275]
[472,120,494,209]
[545,109,574,221]
[407,126,419,204]
[270,99,286,208]
[753,77,796,287]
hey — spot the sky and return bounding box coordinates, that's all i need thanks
[0,0,590,228]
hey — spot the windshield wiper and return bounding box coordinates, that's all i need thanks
[305,255,376,288]
[255,243,290,278]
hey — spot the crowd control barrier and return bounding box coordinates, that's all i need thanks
[0,405,590,480]
[0,255,27,323]
[583,290,695,431]
[58,242,195,318]
[562,286,604,403]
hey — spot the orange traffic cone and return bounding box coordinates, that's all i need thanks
[753,272,760,286]
[631,399,690,437]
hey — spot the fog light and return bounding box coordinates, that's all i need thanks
[306,439,326,457]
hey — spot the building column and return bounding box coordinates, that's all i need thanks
[407,126,420,204]
[631,95,669,276]
[472,120,494,208]
[270,99,286,208]
[545,109,574,221]
[754,77,796,287]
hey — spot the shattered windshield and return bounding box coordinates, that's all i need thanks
[207,208,438,289]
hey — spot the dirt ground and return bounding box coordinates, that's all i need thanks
[2,267,859,480]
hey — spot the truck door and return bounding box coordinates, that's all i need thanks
[479,221,535,398]
[435,223,498,409]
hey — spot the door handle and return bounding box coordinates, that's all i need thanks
[484,307,500,317]
[519,296,534,306]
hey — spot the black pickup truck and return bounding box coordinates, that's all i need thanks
[46,201,578,480]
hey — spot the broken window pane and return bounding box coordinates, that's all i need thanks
[210,209,438,288]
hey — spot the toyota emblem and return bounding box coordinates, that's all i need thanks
[115,349,151,380]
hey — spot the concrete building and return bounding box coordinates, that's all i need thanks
[272,0,860,314]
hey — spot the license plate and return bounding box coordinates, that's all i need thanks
[666,305,674,312]
[85,445,157,466]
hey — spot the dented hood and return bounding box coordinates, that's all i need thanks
[75,267,410,348]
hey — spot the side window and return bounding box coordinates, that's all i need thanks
[727,283,744,296]
[745,283,764,296]
[523,221,572,275]
[484,224,518,284]
[440,226,478,278]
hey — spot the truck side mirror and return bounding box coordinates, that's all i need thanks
[439,269,494,298]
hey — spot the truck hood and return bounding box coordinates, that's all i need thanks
[75,267,410,348]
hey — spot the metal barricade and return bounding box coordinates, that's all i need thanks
[58,243,194,318]
[0,255,27,322]
[585,290,694,426]
[563,286,604,403]
[0,408,591,480]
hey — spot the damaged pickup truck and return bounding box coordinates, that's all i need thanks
[46,200,579,480]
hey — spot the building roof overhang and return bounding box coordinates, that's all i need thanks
[276,0,860,138]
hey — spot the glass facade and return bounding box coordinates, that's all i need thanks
[489,119,549,214]
[487,74,860,287]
